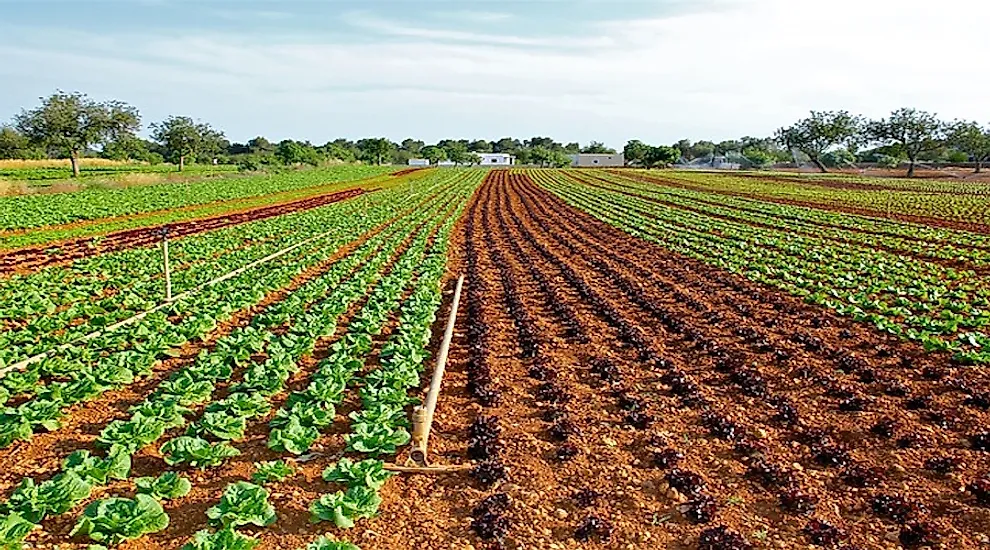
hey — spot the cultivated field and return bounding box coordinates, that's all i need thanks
[0,167,987,550]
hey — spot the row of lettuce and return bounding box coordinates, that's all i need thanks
[662,170,990,228]
[0,170,479,548]
[539,170,990,363]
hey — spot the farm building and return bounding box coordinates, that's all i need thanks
[570,153,624,167]
[475,153,514,165]
[407,158,430,166]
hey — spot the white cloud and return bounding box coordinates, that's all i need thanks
[1,0,988,147]
[432,11,514,23]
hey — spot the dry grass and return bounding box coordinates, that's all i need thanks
[0,158,136,169]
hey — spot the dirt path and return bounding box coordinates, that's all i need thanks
[0,188,367,275]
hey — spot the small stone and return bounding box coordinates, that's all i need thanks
[554,508,568,519]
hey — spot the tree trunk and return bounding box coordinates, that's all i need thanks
[179,155,185,171]
[811,157,828,173]
[976,159,983,174]
[907,159,916,178]
[70,151,80,178]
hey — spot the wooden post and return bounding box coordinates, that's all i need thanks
[408,275,465,466]
[161,228,172,302]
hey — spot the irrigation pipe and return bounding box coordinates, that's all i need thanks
[0,175,455,380]
[406,274,465,467]
[0,224,351,379]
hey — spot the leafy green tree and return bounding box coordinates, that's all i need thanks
[14,91,140,177]
[691,140,716,162]
[493,138,521,153]
[581,141,616,154]
[623,140,650,167]
[357,138,394,165]
[525,136,557,150]
[948,121,990,173]
[400,139,424,154]
[821,148,856,168]
[321,141,356,163]
[775,111,862,173]
[275,140,321,166]
[468,139,493,153]
[247,137,274,155]
[563,142,581,154]
[101,136,155,162]
[866,108,946,177]
[150,116,225,171]
[742,147,774,169]
[0,126,35,159]
[713,140,742,164]
[467,152,483,165]
[514,148,532,165]
[443,142,470,165]
[421,146,447,166]
[642,145,680,169]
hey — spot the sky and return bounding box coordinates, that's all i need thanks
[1,0,989,149]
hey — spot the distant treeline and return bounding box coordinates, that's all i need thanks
[2,91,987,177]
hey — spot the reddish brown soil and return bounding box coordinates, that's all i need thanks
[390,168,427,177]
[0,188,367,275]
[11,171,990,549]
[619,170,990,235]
[370,170,989,550]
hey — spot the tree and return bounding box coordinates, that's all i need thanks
[150,116,225,171]
[421,146,447,166]
[742,147,774,169]
[691,140,716,162]
[358,138,394,165]
[468,140,493,153]
[821,148,856,169]
[0,126,33,159]
[321,140,357,163]
[444,142,470,165]
[467,152,483,166]
[101,136,153,162]
[275,140,321,166]
[14,91,140,177]
[866,108,946,177]
[713,140,742,164]
[247,137,274,155]
[775,111,861,173]
[493,138,521,153]
[400,138,425,154]
[581,141,617,154]
[947,121,990,173]
[642,145,680,169]
[623,140,650,167]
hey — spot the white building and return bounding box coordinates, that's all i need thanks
[407,158,430,166]
[475,153,514,166]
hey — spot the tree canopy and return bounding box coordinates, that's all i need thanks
[14,91,140,176]
[150,116,226,171]
[866,108,946,177]
[947,121,990,173]
[775,111,861,173]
